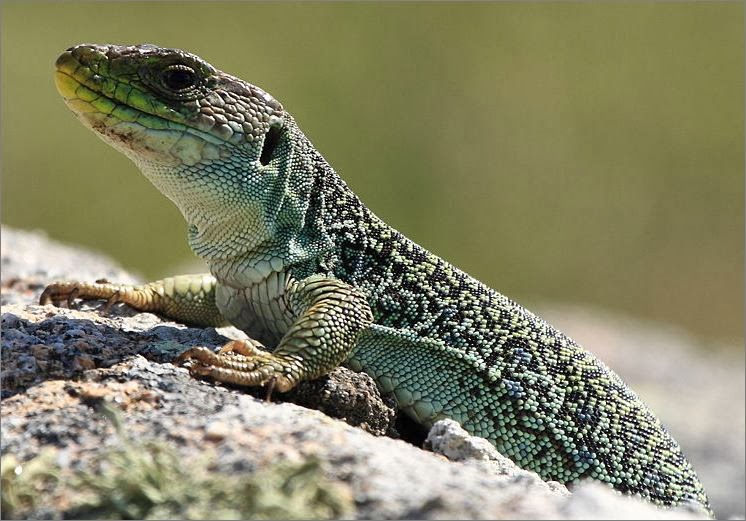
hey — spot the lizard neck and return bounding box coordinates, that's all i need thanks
[137,124,351,273]
[135,156,275,262]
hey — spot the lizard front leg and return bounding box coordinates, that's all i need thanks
[176,275,374,392]
[39,273,228,327]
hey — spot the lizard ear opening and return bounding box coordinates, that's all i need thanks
[260,124,283,166]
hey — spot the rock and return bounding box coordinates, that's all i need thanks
[30,344,51,360]
[204,420,231,442]
[426,419,567,495]
[0,225,716,519]
[0,226,137,287]
[427,418,505,462]
[72,354,96,371]
[561,482,709,520]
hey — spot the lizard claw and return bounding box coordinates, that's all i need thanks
[102,290,123,313]
[216,339,265,357]
[174,346,217,366]
[39,281,79,307]
[39,280,115,310]
[39,279,137,316]
[67,287,80,309]
[174,342,297,392]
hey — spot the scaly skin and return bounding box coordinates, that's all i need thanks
[43,43,709,511]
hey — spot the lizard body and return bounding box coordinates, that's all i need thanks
[42,44,709,511]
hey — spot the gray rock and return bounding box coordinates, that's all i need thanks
[1,226,137,285]
[0,225,713,519]
[426,418,573,508]
[427,418,507,462]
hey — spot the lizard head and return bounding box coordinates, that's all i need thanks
[55,44,322,261]
[55,43,285,169]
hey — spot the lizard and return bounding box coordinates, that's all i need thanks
[41,43,710,512]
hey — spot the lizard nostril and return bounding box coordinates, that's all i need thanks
[55,51,76,70]
[67,44,109,67]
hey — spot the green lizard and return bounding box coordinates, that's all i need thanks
[41,43,709,511]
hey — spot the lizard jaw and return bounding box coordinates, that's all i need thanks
[54,52,227,168]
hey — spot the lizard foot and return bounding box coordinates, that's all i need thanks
[175,340,299,392]
[39,279,124,311]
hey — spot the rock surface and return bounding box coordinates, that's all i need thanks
[0,226,724,519]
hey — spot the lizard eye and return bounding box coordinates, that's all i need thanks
[161,65,197,91]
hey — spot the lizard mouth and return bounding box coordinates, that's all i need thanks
[54,49,228,166]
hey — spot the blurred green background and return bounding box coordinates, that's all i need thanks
[1,2,743,345]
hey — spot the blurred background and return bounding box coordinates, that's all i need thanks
[2,2,742,344]
[1,2,743,516]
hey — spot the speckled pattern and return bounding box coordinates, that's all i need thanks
[49,43,709,510]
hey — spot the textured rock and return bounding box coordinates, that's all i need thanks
[0,225,716,519]
[1,227,137,308]
[426,418,570,496]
